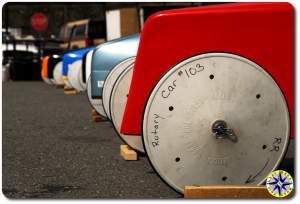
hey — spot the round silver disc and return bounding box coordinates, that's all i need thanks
[86,76,107,118]
[143,53,290,193]
[63,64,73,88]
[85,50,94,86]
[103,57,135,120]
[78,61,86,91]
[50,78,56,84]
[63,77,72,88]
[68,60,85,91]
[110,64,145,153]
[53,61,64,85]
[43,77,53,85]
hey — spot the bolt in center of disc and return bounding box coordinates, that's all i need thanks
[212,120,238,143]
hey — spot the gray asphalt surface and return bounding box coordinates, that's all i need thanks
[2,81,294,199]
[2,81,181,199]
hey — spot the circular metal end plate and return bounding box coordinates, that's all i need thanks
[86,76,107,118]
[85,50,94,83]
[63,77,72,88]
[43,77,53,85]
[143,53,290,193]
[50,77,56,84]
[68,60,85,91]
[103,57,136,120]
[53,61,64,85]
[110,64,145,153]
[78,61,86,91]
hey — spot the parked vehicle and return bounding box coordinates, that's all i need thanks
[41,54,64,85]
[79,49,94,90]
[62,47,95,88]
[58,19,106,50]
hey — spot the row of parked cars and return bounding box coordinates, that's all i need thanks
[42,34,140,152]
[41,2,294,195]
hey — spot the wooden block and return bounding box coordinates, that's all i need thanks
[91,109,108,122]
[91,109,99,117]
[184,185,274,198]
[64,86,76,91]
[120,8,139,37]
[92,115,104,122]
[120,145,137,161]
[64,87,78,95]
[55,84,65,89]
[64,90,78,95]
[64,86,72,90]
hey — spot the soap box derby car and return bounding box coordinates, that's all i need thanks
[41,54,63,86]
[87,34,140,118]
[79,49,95,90]
[119,3,294,193]
[62,47,95,89]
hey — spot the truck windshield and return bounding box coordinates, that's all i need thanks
[58,24,66,40]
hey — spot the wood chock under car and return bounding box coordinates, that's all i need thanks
[120,145,138,161]
[184,185,293,198]
[91,109,107,122]
[64,86,78,95]
[55,84,65,89]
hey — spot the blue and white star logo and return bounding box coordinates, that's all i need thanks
[266,170,293,198]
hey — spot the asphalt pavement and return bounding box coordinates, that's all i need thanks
[2,81,294,199]
[2,81,181,199]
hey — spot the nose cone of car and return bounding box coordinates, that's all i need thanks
[48,54,63,83]
[90,34,140,99]
[62,47,95,88]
